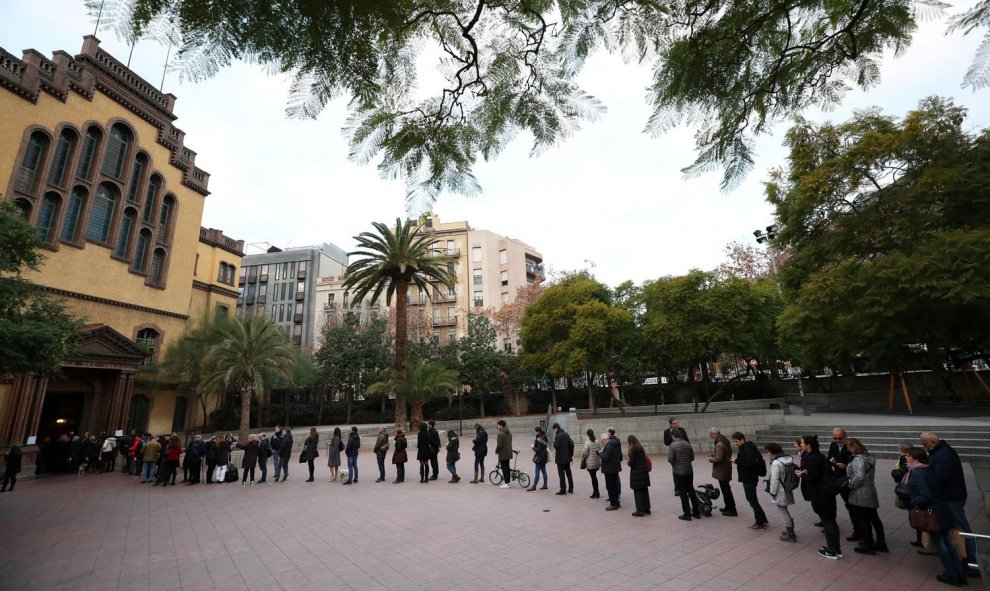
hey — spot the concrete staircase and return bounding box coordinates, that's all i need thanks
[752,424,990,461]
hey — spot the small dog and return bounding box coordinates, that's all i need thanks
[77,462,88,476]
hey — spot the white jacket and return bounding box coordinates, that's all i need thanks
[767,454,795,506]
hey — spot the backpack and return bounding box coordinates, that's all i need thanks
[224,463,239,483]
[781,461,799,491]
[755,452,767,477]
[820,465,841,496]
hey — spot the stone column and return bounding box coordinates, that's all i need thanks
[0,375,32,444]
[25,377,49,442]
[117,374,135,434]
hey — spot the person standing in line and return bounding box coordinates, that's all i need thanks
[445,430,460,483]
[303,427,320,482]
[1,445,23,492]
[373,427,389,483]
[204,436,217,484]
[732,431,769,530]
[764,442,797,542]
[328,427,343,482]
[417,423,432,484]
[213,435,231,484]
[470,423,488,484]
[796,435,842,560]
[668,429,701,520]
[127,434,141,477]
[921,431,979,576]
[891,441,924,549]
[100,433,117,474]
[664,417,689,496]
[140,434,161,484]
[274,428,292,482]
[343,426,361,484]
[904,447,968,586]
[156,436,183,486]
[392,429,407,484]
[270,426,283,475]
[236,434,260,486]
[552,423,575,495]
[708,428,738,516]
[495,420,513,489]
[427,420,442,481]
[256,433,271,484]
[581,429,602,499]
[185,435,204,485]
[598,427,623,510]
[528,426,550,491]
[627,435,651,517]
[828,427,859,540]
[845,438,887,555]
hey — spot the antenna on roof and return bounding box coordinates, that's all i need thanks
[93,0,105,35]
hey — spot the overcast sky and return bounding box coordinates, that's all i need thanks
[3,2,987,287]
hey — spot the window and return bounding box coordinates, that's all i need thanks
[216,305,229,320]
[86,184,117,243]
[101,124,131,178]
[342,291,349,308]
[238,264,246,284]
[327,293,335,308]
[273,263,280,281]
[473,291,483,308]
[136,328,159,366]
[473,270,483,285]
[143,174,161,223]
[499,249,507,264]
[448,329,456,344]
[447,240,455,254]
[157,195,174,244]
[76,126,101,180]
[60,187,86,242]
[126,153,148,203]
[278,304,285,322]
[270,305,277,320]
[297,260,307,278]
[257,284,267,303]
[297,281,305,298]
[501,292,510,304]
[218,262,235,285]
[36,193,60,244]
[472,246,482,262]
[259,264,269,282]
[501,270,509,286]
[148,249,166,286]
[194,253,199,276]
[246,285,256,303]
[447,262,456,276]
[113,208,137,258]
[238,287,244,303]
[16,131,49,194]
[293,324,302,337]
[47,129,77,188]
[447,306,456,320]
[132,230,151,272]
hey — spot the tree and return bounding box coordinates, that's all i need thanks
[458,315,504,417]
[91,0,981,204]
[158,314,230,432]
[640,270,781,410]
[343,218,455,427]
[519,274,634,412]
[488,282,542,353]
[313,312,392,423]
[200,316,297,441]
[713,241,780,282]
[0,200,79,379]
[767,97,990,376]
[366,361,460,429]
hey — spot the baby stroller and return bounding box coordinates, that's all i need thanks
[695,483,720,517]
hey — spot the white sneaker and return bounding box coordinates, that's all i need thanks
[499,484,510,489]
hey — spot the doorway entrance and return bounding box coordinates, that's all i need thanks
[38,392,85,441]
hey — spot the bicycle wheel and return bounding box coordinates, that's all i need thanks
[516,471,530,488]
[489,469,503,485]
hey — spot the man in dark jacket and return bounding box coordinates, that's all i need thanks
[373,427,389,483]
[274,429,292,482]
[708,427,737,516]
[663,417,689,446]
[185,435,204,485]
[922,431,977,572]
[552,423,574,495]
[427,420,441,480]
[732,432,769,529]
[257,433,272,484]
[669,429,700,520]
[597,427,623,510]
[270,426,283,474]
[343,426,361,484]
[827,427,859,539]
[471,424,488,483]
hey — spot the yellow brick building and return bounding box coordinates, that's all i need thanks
[0,36,242,447]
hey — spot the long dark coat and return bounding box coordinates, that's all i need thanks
[628,447,650,490]
[416,430,431,461]
[237,440,259,469]
[392,433,408,464]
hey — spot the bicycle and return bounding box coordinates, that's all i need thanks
[489,450,530,488]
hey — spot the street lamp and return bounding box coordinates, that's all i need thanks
[460,384,471,436]
[753,224,810,417]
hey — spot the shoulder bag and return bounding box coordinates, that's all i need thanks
[909,507,941,533]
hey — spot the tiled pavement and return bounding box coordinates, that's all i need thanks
[0,453,985,591]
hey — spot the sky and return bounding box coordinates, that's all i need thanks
[2,2,988,288]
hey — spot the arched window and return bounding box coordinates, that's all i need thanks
[60,187,87,243]
[143,174,161,223]
[126,152,148,203]
[36,193,61,244]
[157,194,175,244]
[13,199,31,219]
[132,229,151,272]
[148,248,166,286]
[135,328,159,366]
[75,126,102,180]
[47,129,77,188]
[85,183,118,244]
[114,208,137,259]
[100,123,131,178]
[16,131,50,194]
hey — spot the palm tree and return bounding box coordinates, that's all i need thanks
[158,314,230,433]
[366,362,460,429]
[200,316,296,441]
[343,218,456,427]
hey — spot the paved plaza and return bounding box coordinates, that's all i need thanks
[0,452,985,591]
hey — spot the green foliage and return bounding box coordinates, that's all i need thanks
[313,312,391,421]
[366,361,459,428]
[94,0,970,204]
[0,200,80,378]
[767,97,990,369]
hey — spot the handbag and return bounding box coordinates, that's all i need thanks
[909,507,941,533]
[893,482,911,510]
[580,457,587,470]
[298,450,307,463]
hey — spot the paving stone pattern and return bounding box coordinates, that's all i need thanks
[0,453,984,591]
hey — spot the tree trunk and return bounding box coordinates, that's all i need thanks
[690,366,699,413]
[587,370,597,414]
[380,394,386,415]
[479,392,486,418]
[198,389,208,434]
[239,386,252,442]
[410,404,424,432]
[346,389,353,424]
[394,278,410,429]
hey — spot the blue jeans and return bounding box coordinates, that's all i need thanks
[257,457,267,481]
[932,529,964,576]
[474,456,484,476]
[532,463,547,488]
[447,462,457,477]
[377,453,386,480]
[945,501,976,562]
[141,461,156,481]
[742,481,769,525]
[346,455,358,482]
[271,450,280,473]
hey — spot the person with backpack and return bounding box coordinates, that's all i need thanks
[845,438,887,555]
[796,435,842,559]
[764,442,798,542]
[732,432,769,531]
[552,423,575,495]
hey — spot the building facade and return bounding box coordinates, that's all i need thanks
[236,243,347,350]
[0,37,242,447]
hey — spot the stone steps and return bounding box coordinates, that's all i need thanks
[753,425,990,461]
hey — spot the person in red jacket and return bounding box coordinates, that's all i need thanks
[155,436,184,487]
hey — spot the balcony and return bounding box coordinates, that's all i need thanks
[432,293,456,303]
[432,317,457,327]
[256,295,266,305]
[297,269,306,280]
[259,272,268,283]
[293,313,303,324]
[430,248,460,257]
[407,295,428,306]
[525,262,544,277]
[247,272,258,284]
[295,291,305,301]
[473,298,484,308]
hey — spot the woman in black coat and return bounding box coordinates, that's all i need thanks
[445,430,460,483]
[303,427,319,482]
[416,423,432,483]
[392,429,407,484]
[796,435,841,559]
[236,435,260,486]
[627,435,651,517]
[471,423,488,484]
[1,445,23,492]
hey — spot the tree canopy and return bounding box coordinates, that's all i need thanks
[768,96,990,370]
[90,0,987,207]
[313,312,392,423]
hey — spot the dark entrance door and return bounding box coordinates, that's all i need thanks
[38,393,85,441]
[127,394,150,435]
